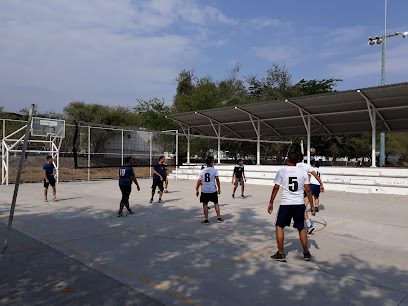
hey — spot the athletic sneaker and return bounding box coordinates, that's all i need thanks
[307,226,315,235]
[241,195,245,199]
[304,251,312,261]
[271,251,286,262]
[149,198,153,203]
[52,197,57,202]
[164,190,169,193]
[117,212,123,217]
[232,194,235,199]
[44,198,48,202]
[158,199,163,203]
[315,207,319,212]
[202,220,210,225]
[127,210,135,215]
[217,218,224,223]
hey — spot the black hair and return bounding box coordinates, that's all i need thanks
[47,156,52,161]
[238,159,243,163]
[159,156,164,161]
[314,162,320,168]
[205,156,214,166]
[288,152,298,164]
[124,156,132,164]
[297,152,304,162]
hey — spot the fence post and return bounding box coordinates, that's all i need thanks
[121,129,124,166]
[149,132,152,177]
[88,126,90,180]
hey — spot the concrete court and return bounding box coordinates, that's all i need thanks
[0,178,407,306]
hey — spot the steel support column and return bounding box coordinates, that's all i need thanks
[371,109,376,167]
[217,124,221,164]
[307,116,311,164]
[187,126,190,164]
[257,120,261,165]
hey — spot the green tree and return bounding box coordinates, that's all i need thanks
[134,98,175,131]
[63,101,141,127]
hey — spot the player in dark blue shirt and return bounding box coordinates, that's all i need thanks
[232,159,246,199]
[43,156,56,202]
[118,157,140,217]
[150,156,167,203]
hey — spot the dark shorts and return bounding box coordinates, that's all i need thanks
[234,177,244,186]
[44,178,56,188]
[275,205,306,230]
[120,185,132,203]
[200,192,218,204]
[152,178,164,192]
[310,184,321,198]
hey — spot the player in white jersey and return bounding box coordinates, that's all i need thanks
[297,153,323,234]
[268,152,315,262]
[307,161,322,212]
[196,156,224,224]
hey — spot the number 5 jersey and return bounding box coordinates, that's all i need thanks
[273,166,309,205]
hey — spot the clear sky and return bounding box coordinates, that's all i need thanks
[1,0,407,113]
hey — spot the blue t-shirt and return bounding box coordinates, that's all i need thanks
[153,163,166,180]
[43,163,54,180]
[119,166,135,186]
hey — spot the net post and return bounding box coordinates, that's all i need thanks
[2,104,34,253]
[88,126,90,180]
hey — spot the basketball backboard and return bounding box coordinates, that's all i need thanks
[31,117,65,138]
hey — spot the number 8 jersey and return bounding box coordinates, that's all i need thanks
[198,167,218,193]
[273,167,309,205]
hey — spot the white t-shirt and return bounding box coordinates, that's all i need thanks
[198,167,218,193]
[309,167,322,185]
[273,166,310,205]
[296,162,313,174]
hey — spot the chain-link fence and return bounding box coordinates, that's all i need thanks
[1,119,178,184]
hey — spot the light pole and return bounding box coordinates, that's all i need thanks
[368,0,408,166]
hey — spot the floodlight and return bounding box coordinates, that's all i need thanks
[368,40,376,46]
[402,31,408,38]
[376,38,382,44]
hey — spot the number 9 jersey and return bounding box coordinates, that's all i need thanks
[198,167,218,193]
[273,167,309,205]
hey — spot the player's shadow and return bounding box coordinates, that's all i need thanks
[317,204,325,211]
[160,198,182,203]
[53,197,83,202]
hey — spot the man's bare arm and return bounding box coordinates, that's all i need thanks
[43,169,49,182]
[216,177,221,194]
[268,184,280,214]
[131,176,140,191]
[304,184,315,215]
[311,171,324,192]
[195,179,201,196]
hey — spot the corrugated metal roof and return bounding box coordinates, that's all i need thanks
[167,82,408,139]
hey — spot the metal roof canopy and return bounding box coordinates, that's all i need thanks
[167,82,408,166]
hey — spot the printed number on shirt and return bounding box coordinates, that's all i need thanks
[204,173,210,182]
[120,169,126,176]
[288,177,298,192]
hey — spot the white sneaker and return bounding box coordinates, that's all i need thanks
[44,198,48,202]
[52,197,57,202]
